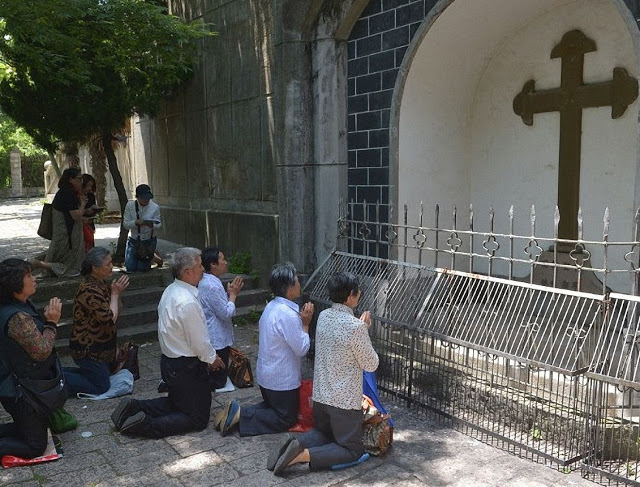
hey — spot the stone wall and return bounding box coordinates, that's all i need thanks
[130,0,281,277]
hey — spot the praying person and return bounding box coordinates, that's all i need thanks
[269,272,378,475]
[110,247,225,438]
[217,263,314,437]
[199,247,243,392]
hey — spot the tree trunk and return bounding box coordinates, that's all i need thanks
[88,136,107,207]
[46,151,62,178]
[102,131,129,259]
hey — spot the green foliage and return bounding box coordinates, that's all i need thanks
[0,112,47,188]
[0,0,215,151]
[228,251,254,275]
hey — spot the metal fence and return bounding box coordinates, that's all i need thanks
[304,201,640,485]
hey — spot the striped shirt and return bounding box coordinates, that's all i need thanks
[313,304,379,410]
[256,297,310,391]
[198,273,235,350]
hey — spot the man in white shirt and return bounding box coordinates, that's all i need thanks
[122,184,162,272]
[111,247,224,438]
[217,263,314,437]
[199,247,243,391]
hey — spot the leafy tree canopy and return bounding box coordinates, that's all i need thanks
[0,0,212,151]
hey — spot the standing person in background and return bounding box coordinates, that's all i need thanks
[81,174,101,253]
[217,263,314,437]
[269,272,378,475]
[32,168,86,277]
[199,247,244,393]
[122,184,162,273]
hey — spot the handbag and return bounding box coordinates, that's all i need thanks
[362,395,393,456]
[13,356,68,417]
[111,341,140,380]
[134,201,156,261]
[227,347,254,388]
[289,378,314,432]
[37,203,53,240]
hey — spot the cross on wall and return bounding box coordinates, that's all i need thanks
[513,29,638,240]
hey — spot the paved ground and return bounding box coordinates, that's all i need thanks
[0,197,597,486]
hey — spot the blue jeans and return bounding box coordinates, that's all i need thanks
[64,357,110,396]
[125,237,156,272]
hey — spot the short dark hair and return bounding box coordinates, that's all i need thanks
[202,247,221,272]
[327,272,360,304]
[82,173,96,190]
[58,168,81,189]
[0,258,31,304]
[268,262,297,297]
[81,247,111,276]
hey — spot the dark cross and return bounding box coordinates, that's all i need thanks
[513,29,638,239]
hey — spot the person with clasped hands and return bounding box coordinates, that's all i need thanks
[0,258,62,458]
[217,262,314,437]
[64,247,130,396]
[198,247,244,392]
[269,271,379,475]
[110,247,225,438]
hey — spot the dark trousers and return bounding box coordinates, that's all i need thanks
[0,397,49,458]
[130,355,211,439]
[64,357,110,396]
[298,401,364,470]
[208,346,230,390]
[238,386,298,437]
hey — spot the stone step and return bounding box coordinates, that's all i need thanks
[54,302,159,340]
[33,286,167,319]
[54,304,266,353]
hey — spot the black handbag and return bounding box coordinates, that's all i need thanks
[14,357,68,416]
[134,201,156,261]
[37,203,53,240]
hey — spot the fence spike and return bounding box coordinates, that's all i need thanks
[603,207,610,238]
[578,206,584,240]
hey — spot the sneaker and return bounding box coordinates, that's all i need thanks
[120,411,146,435]
[215,378,236,393]
[221,400,241,437]
[111,398,139,431]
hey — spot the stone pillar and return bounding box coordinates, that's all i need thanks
[273,0,316,273]
[10,149,22,197]
[312,28,348,265]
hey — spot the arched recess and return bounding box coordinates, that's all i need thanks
[389,0,640,279]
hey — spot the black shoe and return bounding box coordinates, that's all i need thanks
[120,411,146,435]
[111,398,139,431]
[157,380,169,393]
[273,438,304,475]
[267,433,294,471]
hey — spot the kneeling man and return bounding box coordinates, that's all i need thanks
[111,247,224,438]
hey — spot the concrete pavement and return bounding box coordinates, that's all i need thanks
[0,197,595,486]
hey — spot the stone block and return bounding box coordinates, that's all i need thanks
[149,119,169,199]
[260,95,278,201]
[357,34,382,57]
[166,115,188,198]
[184,47,208,112]
[382,25,409,50]
[203,13,231,106]
[186,110,209,200]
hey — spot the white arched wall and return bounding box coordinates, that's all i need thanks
[396,0,640,285]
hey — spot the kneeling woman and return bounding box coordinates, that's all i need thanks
[64,247,129,396]
[0,259,62,458]
[269,272,379,475]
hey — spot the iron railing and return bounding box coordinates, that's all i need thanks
[306,240,640,485]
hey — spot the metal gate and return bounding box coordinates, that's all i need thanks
[304,201,640,485]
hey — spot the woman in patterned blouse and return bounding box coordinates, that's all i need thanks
[64,247,129,396]
[0,258,62,458]
[269,271,379,475]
